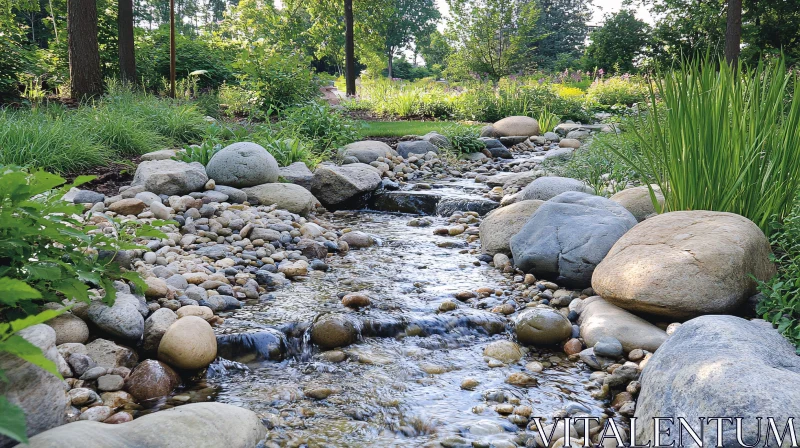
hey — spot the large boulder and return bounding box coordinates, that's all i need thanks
[278,162,314,190]
[242,183,319,215]
[24,402,267,448]
[0,325,68,447]
[592,211,776,319]
[609,185,664,222]
[396,141,438,159]
[514,308,573,345]
[157,316,217,370]
[634,316,800,447]
[510,192,637,288]
[342,141,395,163]
[479,200,544,256]
[493,116,540,137]
[131,160,208,196]
[206,142,279,188]
[86,295,145,342]
[518,176,594,201]
[577,297,667,353]
[311,163,382,206]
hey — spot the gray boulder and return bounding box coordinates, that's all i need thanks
[0,325,68,447]
[86,295,145,341]
[143,308,178,354]
[635,316,800,447]
[397,140,438,158]
[514,307,573,345]
[278,162,314,190]
[206,142,279,188]
[341,141,395,163]
[72,190,105,204]
[493,116,540,137]
[242,183,319,215]
[131,160,208,196]
[311,163,382,206]
[518,176,594,201]
[510,191,637,287]
[213,185,247,203]
[543,148,574,162]
[481,138,512,158]
[479,200,544,256]
[421,132,450,149]
[578,296,667,353]
[24,402,267,448]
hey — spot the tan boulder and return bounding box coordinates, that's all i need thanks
[479,200,544,255]
[157,316,217,370]
[242,183,319,215]
[493,116,541,137]
[609,185,665,222]
[578,296,667,353]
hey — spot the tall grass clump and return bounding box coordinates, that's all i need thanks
[610,57,800,235]
[0,110,109,173]
[72,106,165,156]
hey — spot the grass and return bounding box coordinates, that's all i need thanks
[358,120,481,137]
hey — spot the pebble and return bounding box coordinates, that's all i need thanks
[79,406,113,422]
[341,293,371,309]
[461,378,480,390]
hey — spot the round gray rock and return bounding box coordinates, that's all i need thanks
[46,313,89,345]
[342,141,395,163]
[518,176,594,201]
[397,141,438,159]
[514,308,573,345]
[131,160,208,196]
[242,183,319,215]
[311,163,382,206]
[206,142,279,188]
[493,116,540,137]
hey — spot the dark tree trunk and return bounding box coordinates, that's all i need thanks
[387,53,393,79]
[169,0,176,98]
[68,0,103,99]
[118,0,136,82]
[344,0,356,96]
[725,0,742,64]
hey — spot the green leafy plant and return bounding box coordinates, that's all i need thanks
[537,107,561,134]
[586,75,648,108]
[278,102,358,156]
[173,142,222,166]
[441,124,486,154]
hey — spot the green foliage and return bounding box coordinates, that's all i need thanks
[357,120,475,137]
[606,57,800,235]
[757,196,800,352]
[536,107,561,134]
[278,102,358,155]
[533,0,593,69]
[174,142,222,166]
[71,106,165,156]
[457,78,589,122]
[440,124,485,154]
[583,10,650,74]
[256,134,315,167]
[586,76,649,108]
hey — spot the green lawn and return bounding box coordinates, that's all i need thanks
[357,120,481,137]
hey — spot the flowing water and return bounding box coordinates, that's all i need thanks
[198,171,611,447]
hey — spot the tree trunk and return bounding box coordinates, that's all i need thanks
[725,0,742,64]
[118,0,136,83]
[68,0,103,99]
[344,0,356,96]
[387,53,393,79]
[169,0,176,98]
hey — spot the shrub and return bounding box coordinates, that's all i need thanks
[608,57,800,235]
[278,102,358,156]
[440,124,486,154]
[586,75,648,107]
[218,83,261,119]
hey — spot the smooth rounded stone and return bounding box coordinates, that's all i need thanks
[100,391,133,408]
[479,200,544,256]
[493,116,540,137]
[200,295,240,312]
[213,185,248,203]
[340,231,374,248]
[592,336,623,358]
[176,305,214,321]
[67,353,95,377]
[46,313,89,345]
[249,227,281,242]
[609,185,664,222]
[104,412,133,424]
[84,339,137,369]
[635,316,800,447]
[134,191,161,206]
[108,198,146,216]
[143,308,178,353]
[80,366,108,380]
[205,142,279,188]
[310,314,359,349]
[525,361,544,373]
[563,338,583,355]
[311,163,382,206]
[518,176,594,202]
[68,388,98,406]
[578,297,667,353]
[342,140,395,163]
[79,406,112,422]
[144,277,168,298]
[543,148,575,162]
[461,378,480,390]
[592,211,776,319]
[514,308,573,345]
[141,149,177,161]
[342,293,371,309]
[493,253,510,269]
[0,325,68,444]
[439,300,458,312]
[242,183,319,215]
[97,374,124,392]
[157,316,217,370]
[486,144,513,159]
[165,274,188,290]
[131,160,208,196]
[543,131,560,141]
[469,420,505,436]
[510,192,637,288]
[72,190,105,204]
[397,140,439,158]
[483,340,523,364]
[124,359,180,401]
[558,138,581,149]
[86,295,145,341]
[26,402,266,447]
[278,260,309,277]
[464,152,488,161]
[506,372,538,386]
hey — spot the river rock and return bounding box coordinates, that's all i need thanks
[124,359,181,401]
[311,163,382,206]
[342,141,395,163]
[510,192,637,288]
[578,297,667,353]
[0,325,68,446]
[140,149,176,161]
[493,116,540,136]
[46,313,89,345]
[558,138,581,149]
[25,402,267,447]
[143,308,178,353]
[479,200,544,256]
[131,160,208,196]
[514,308,572,345]
[592,211,776,319]
[340,231,374,248]
[278,162,315,190]
[397,141,438,158]
[214,185,248,203]
[86,295,145,341]
[634,315,800,447]
[176,305,214,321]
[518,177,594,202]
[310,314,358,349]
[609,186,664,222]
[242,183,318,215]
[483,340,523,363]
[157,316,217,370]
[71,189,105,204]
[84,339,138,369]
[107,198,146,216]
[205,142,280,188]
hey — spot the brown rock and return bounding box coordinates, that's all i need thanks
[506,372,539,387]
[563,338,583,355]
[125,360,180,401]
[157,316,217,370]
[104,412,133,424]
[108,198,146,215]
[341,293,371,309]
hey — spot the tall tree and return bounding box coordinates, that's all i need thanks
[68,0,103,98]
[534,0,593,68]
[646,0,726,63]
[118,0,135,81]
[344,0,356,96]
[583,9,650,73]
[724,0,741,63]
